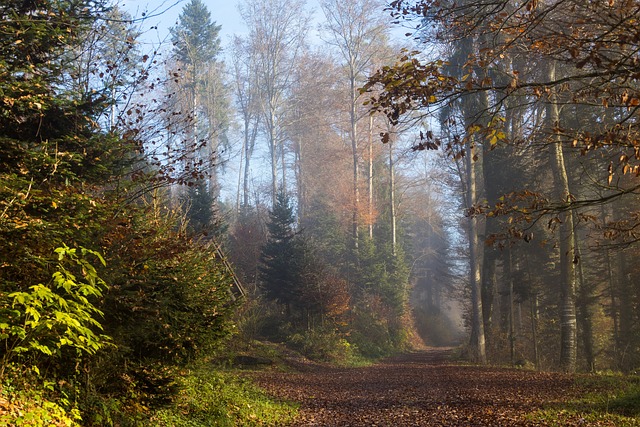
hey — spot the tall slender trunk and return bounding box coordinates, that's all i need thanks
[192,70,199,165]
[546,60,577,372]
[236,131,244,212]
[281,131,287,192]
[524,252,540,370]
[531,292,540,369]
[574,225,594,372]
[350,71,359,251]
[604,238,619,363]
[295,129,305,222]
[617,247,632,371]
[368,115,374,239]
[508,246,516,365]
[389,136,397,256]
[459,35,487,364]
[243,119,258,207]
[269,105,278,205]
[481,251,496,347]
[466,141,486,364]
[242,120,250,208]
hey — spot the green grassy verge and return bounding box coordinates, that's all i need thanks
[528,374,640,426]
[149,361,298,427]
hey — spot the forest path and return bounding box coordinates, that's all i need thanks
[249,348,591,426]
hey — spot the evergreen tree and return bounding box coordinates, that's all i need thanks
[170,0,222,68]
[169,0,228,214]
[183,180,218,234]
[259,190,300,310]
[0,0,116,291]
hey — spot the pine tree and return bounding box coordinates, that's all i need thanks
[0,0,117,289]
[171,0,221,68]
[183,180,217,234]
[259,190,300,311]
[169,0,227,217]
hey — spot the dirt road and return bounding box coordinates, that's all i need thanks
[250,349,593,426]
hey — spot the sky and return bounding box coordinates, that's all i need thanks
[115,0,312,205]
[120,0,246,48]
[119,0,253,203]
[117,0,413,205]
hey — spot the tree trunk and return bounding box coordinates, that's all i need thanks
[350,72,359,251]
[617,248,633,371]
[531,292,540,370]
[236,130,244,212]
[368,115,374,239]
[574,224,595,372]
[466,141,487,364]
[524,252,540,370]
[269,106,278,205]
[508,246,516,365]
[546,60,577,373]
[295,120,305,222]
[389,135,397,256]
[604,242,619,365]
[481,251,496,349]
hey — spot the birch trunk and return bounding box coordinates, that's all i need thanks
[546,60,577,373]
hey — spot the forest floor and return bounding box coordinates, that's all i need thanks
[249,348,639,426]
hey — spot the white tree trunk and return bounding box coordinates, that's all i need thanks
[546,60,577,373]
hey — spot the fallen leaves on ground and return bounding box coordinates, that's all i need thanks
[249,349,630,426]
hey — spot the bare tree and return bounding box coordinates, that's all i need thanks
[230,36,262,209]
[239,0,311,206]
[320,0,390,250]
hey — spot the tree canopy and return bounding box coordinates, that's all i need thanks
[170,0,222,67]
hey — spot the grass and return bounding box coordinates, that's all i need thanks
[527,373,640,426]
[148,361,298,427]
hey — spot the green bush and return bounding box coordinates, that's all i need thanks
[0,384,81,427]
[99,205,239,367]
[528,374,640,426]
[349,304,395,358]
[149,363,297,427]
[289,328,356,364]
[0,245,111,375]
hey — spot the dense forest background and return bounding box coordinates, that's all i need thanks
[2,0,640,425]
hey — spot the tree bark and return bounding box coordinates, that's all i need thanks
[368,115,374,239]
[546,60,577,373]
[350,72,360,251]
[389,134,397,256]
[508,246,516,365]
[466,141,487,364]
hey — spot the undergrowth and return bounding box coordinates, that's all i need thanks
[528,373,640,426]
[149,361,297,427]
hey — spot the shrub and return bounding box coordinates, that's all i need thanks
[0,245,111,376]
[149,363,297,427]
[289,328,356,363]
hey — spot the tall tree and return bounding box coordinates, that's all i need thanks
[239,0,311,205]
[320,0,390,251]
[545,59,578,371]
[169,0,226,228]
[0,0,116,287]
[230,35,262,209]
[259,189,299,310]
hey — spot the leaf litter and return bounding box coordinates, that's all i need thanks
[249,349,638,426]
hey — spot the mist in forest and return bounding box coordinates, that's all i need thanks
[113,0,640,372]
[5,3,640,423]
